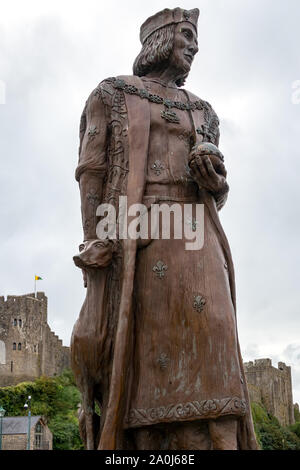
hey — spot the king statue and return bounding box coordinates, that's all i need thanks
[71,7,258,450]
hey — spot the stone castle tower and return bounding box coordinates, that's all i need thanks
[0,292,70,387]
[244,358,295,426]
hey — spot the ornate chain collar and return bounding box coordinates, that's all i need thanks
[107,77,208,124]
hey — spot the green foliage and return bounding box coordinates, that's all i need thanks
[294,406,300,423]
[289,421,300,439]
[50,414,83,450]
[251,402,271,425]
[251,402,300,450]
[0,369,84,450]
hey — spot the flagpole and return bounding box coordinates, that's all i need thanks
[34,275,36,298]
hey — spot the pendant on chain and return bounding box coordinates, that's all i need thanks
[161,109,180,124]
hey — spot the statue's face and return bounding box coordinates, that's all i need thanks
[168,21,199,76]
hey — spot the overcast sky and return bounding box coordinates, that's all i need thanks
[1,0,300,404]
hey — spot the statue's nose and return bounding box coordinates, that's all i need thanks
[188,42,198,56]
[73,254,82,266]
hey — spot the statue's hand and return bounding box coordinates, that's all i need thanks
[189,152,229,197]
[73,239,114,272]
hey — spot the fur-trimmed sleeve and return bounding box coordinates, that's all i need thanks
[204,101,220,147]
[75,80,113,182]
[204,101,228,211]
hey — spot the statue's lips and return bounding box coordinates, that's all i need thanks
[184,53,193,63]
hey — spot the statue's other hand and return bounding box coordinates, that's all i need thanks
[73,239,114,270]
[189,154,229,197]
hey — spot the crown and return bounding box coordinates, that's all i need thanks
[140,7,200,44]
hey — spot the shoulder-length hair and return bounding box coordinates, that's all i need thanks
[133,24,186,87]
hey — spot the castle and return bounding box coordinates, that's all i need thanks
[0,292,70,387]
[244,358,295,426]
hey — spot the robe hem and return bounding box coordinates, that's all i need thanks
[125,397,247,428]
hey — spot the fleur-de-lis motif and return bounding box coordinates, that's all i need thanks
[83,218,91,231]
[193,295,206,313]
[153,260,168,279]
[151,160,164,176]
[186,217,199,232]
[157,353,170,370]
[88,125,99,140]
[196,124,210,141]
[87,189,100,206]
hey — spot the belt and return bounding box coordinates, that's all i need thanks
[143,183,199,202]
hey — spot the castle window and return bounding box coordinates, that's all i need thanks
[13,342,16,350]
[18,343,21,351]
[36,423,42,433]
[13,319,17,326]
[11,361,13,372]
[19,319,22,327]
[0,340,5,364]
[34,422,43,449]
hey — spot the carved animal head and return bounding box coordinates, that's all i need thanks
[73,240,113,269]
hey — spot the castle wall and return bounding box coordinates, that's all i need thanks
[41,324,70,377]
[0,292,70,386]
[247,382,262,404]
[244,358,295,426]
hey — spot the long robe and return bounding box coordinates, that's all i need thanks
[75,75,257,450]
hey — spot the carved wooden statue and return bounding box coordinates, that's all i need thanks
[71,7,258,450]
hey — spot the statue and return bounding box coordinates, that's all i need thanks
[71,7,258,450]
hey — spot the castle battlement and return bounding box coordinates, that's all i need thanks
[244,358,291,373]
[244,357,295,426]
[0,292,70,387]
[0,292,47,304]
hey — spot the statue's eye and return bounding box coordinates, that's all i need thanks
[79,244,85,252]
[183,30,192,39]
[95,242,104,248]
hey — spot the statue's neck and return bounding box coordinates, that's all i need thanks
[143,66,186,88]
[86,268,107,296]
[142,76,178,89]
